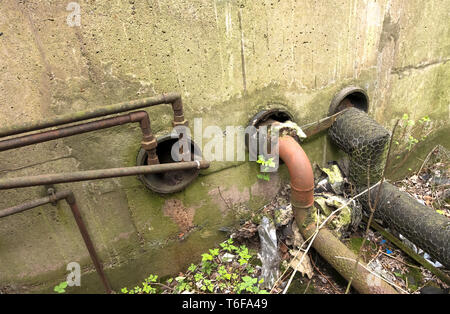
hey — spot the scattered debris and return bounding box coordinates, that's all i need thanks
[396,145,450,218]
[272,121,307,141]
[257,217,281,289]
[136,147,449,294]
[286,249,314,280]
[318,164,344,194]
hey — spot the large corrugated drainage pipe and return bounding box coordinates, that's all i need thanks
[328,93,450,268]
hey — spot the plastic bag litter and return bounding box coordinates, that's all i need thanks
[399,234,443,268]
[257,216,280,289]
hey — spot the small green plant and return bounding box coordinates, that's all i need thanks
[121,274,159,294]
[236,276,268,294]
[237,245,252,265]
[256,155,276,181]
[220,238,238,252]
[188,264,197,272]
[391,114,433,170]
[175,276,192,293]
[120,237,268,294]
[54,281,68,294]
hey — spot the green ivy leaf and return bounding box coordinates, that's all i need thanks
[188,264,197,272]
[201,253,213,262]
[209,248,219,256]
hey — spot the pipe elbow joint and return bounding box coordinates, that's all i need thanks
[278,135,315,210]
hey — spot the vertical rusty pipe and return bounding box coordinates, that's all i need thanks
[277,135,398,294]
[64,192,112,294]
[129,111,159,165]
[171,97,191,161]
[171,97,188,127]
[0,190,112,293]
[278,136,315,210]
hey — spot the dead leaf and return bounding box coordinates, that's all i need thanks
[288,249,313,279]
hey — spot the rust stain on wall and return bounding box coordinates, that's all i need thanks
[162,199,195,233]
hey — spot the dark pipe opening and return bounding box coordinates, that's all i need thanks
[328,86,369,115]
[248,108,294,129]
[245,108,294,157]
[136,135,202,194]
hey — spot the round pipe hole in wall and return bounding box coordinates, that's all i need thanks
[136,134,202,194]
[328,86,369,115]
[246,108,294,159]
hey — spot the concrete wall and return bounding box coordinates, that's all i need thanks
[0,0,448,293]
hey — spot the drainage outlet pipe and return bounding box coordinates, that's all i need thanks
[278,135,398,294]
[367,182,450,268]
[329,108,450,268]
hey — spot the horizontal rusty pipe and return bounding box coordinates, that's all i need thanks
[0,111,159,165]
[0,93,186,138]
[0,161,210,190]
[0,190,112,293]
[277,135,397,294]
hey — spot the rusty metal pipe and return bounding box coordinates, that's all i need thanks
[0,161,210,190]
[0,111,159,165]
[64,194,112,294]
[0,190,72,218]
[277,135,397,294]
[0,93,184,138]
[278,136,315,210]
[0,190,112,293]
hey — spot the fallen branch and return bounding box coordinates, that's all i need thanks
[417,145,439,176]
[335,256,408,294]
[274,181,384,294]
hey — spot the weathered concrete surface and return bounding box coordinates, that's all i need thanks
[0,0,448,292]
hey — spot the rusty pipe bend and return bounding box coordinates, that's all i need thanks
[0,92,185,138]
[278,135,315,210]
[128,111,159,165]
[277,134,397,294]
[0,110,160,165]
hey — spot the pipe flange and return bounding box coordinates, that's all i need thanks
[328,86,369,116]
[136,134,202,194]
[172,120,189,127]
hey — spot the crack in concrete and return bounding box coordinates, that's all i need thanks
[238,9,247,94]
[0,155,74,174]
[391,58,450,75]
